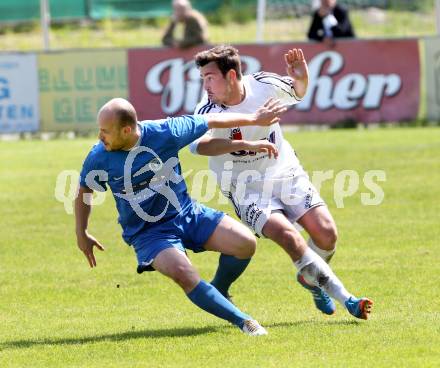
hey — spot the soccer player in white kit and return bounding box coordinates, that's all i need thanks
[189,45,373,319]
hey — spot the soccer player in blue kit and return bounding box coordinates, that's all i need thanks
[74,97,285,336]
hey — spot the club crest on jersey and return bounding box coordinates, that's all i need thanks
[230,127,243,140]
[229,127,248,156]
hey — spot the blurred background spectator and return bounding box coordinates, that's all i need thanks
[307,0,355,45]
[162,0,209,49]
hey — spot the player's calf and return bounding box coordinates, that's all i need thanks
[262,213,308,261]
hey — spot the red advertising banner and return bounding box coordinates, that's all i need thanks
[128,39,420,124]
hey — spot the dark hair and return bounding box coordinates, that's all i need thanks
[195,45,242,80]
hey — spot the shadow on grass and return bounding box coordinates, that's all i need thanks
[2,319,366,350]
[266,319,363,329]
[0,325,218,350]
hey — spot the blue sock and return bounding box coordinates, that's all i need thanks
[187,280,251,328]
[211,254,251,297]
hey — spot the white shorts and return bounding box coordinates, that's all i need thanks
[224,172,325,237]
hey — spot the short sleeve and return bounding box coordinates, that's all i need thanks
[188,130,212,155]
[79,149,108,192]
[191,95,215,155]
[166,115,209,151]
[252,72,302,106]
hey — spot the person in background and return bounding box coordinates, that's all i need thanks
[307,0,355,46]
[162,0,208,49]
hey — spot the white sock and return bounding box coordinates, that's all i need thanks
[294,247,352,307]
[307,238,335,263]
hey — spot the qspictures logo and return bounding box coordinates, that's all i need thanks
[55,148,386,220]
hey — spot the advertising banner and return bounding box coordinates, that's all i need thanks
[0,53,39,133]
[39,50,127,132]
[129,39,420,125]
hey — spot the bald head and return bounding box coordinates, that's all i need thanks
[172,0,191,21]
[98,98,138,128]
[321,0,336,8]
[97,98,139,151]
[173,0,191,8]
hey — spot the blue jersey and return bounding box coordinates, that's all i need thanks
[79,115,208,241]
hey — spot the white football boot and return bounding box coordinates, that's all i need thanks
[241,320,268,336]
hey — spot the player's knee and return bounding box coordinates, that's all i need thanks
[279,229,303,254]
[280,229,294,247]
[320,223,338,250]
[237,232,256,258]
[329,226,338,247]
[171,264,199,290]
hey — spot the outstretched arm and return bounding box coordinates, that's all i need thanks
[162,20,176,47]
[205,98,286,129]
[75,186,105,268]
[285,48,309,99]
[195,136,278,158]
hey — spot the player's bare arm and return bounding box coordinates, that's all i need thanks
[244,140,279,158]
[284,48,309,99]
[197,137,278,158]
[205,98,286,129]
[75,186,105,268]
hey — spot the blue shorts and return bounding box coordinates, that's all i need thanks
[129,201,225,271]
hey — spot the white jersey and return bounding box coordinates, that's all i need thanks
[191,72,304,185]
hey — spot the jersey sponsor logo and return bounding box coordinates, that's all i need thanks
[229,127,249,157]
[229,129,276,157]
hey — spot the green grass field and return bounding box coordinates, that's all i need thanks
[1,127,439,367]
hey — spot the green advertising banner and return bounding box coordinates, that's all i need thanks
[0,0,87,22]
[38,50,127,132]
[90,0,222,19]
[0,0,222,23]
[424,37,440,121]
